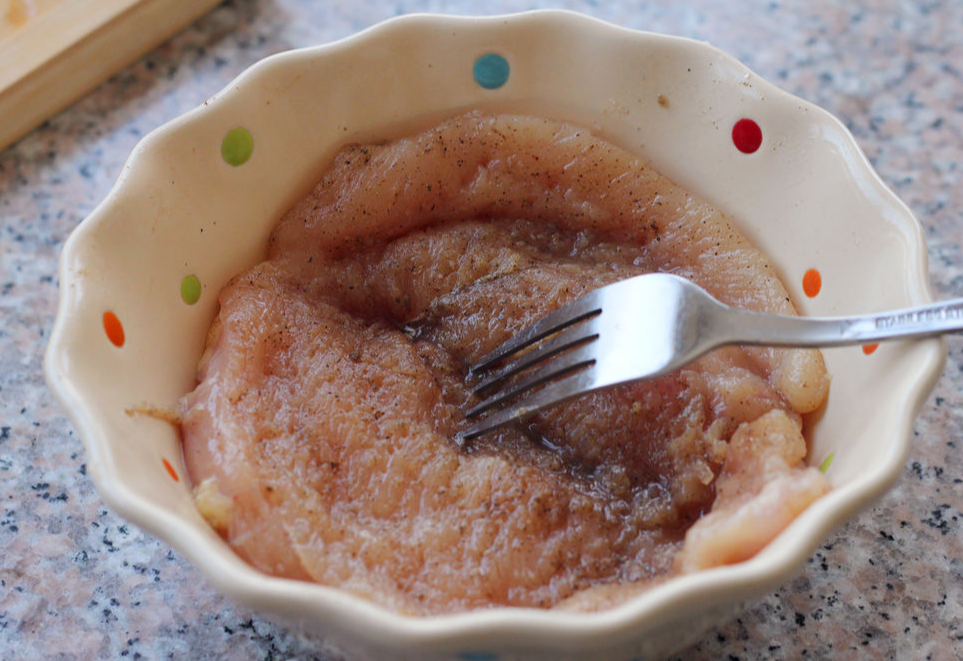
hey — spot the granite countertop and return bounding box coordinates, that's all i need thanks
[2,0,962,658]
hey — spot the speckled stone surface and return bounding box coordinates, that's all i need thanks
[2,0,962,659]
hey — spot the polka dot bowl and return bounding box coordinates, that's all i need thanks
[44,11,944,661]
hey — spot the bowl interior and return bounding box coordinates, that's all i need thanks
[45,9,943,650]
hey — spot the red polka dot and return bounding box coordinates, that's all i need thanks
[862,343,879,355]
[162,458,179,482]
[802,269,822,298]
[103,311,125,347]
[732,118,763,153]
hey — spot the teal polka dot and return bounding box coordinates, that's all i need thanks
[473,53,509,89]
[457,652,498,661]
[221,127,253,166]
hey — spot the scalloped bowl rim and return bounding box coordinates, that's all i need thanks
[44,9,945,651]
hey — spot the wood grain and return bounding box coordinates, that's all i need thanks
[0,0,223,152]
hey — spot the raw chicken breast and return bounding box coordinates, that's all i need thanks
[180,112,830,615]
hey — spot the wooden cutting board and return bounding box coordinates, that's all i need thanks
[0,0,223,152]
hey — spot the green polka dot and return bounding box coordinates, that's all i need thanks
[221,127,253,166]
[180,274,201,305]
[819,452,834,473]
[473,53,509,89]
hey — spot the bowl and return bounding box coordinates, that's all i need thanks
[44,10,945,661]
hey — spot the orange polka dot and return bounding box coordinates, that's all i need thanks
[862,343,879,355]
[162,458,179,482]
[802,268,822,298]
[103,311,125,347]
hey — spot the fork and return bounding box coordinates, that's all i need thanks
[458,272,961,441]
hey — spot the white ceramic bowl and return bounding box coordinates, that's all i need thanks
[45,10,945,661]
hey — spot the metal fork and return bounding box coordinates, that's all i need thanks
[459,272,961,441]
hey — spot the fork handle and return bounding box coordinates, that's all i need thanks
[727,297,963,347]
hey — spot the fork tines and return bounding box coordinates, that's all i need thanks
[458,295,602,441]
[468,295,602,374]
